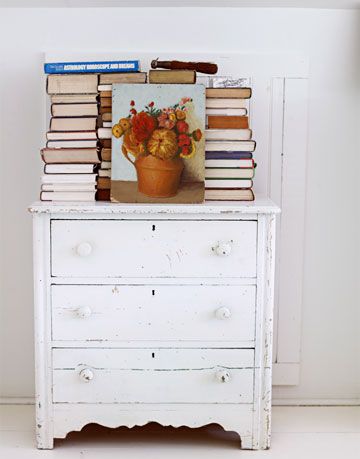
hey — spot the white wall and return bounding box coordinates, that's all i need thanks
[0,7,359,402]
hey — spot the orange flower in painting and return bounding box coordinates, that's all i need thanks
[192,128,202,141]
[123,129,145,157]
[147,128,178,160]
[132,112,157,143]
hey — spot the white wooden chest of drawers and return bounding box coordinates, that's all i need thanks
[29,199,279,450]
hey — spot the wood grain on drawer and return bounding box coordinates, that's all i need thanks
[51,285,256,343]
[53,348,254,404]
[50,220,257,278]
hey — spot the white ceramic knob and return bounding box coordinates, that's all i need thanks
[215,307,231,320]
[76,242,92,257]
[79,368,94,382]
[215,369,231,383]
[76,306,92,319]
[213,242,232,257]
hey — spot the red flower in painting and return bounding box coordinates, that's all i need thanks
[176,120,189,133]
[180,146,190,156]
[130,100,135,106]
[132,112,157,142]
[148,101,154,107]
[178,133,191,147]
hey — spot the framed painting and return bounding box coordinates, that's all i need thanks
[111,84,205,203]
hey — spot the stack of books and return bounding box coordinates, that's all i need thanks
[204,87,256,201]
[41,74,99,201]
[97,72,147,200]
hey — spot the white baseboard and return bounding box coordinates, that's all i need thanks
[272,398,360,406]
[1,396,360,407]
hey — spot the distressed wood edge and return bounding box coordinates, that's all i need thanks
[33,214,54,449]
[28,198,280,216]
[252,214,276,449]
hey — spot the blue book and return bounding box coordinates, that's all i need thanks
[205,151,253,160]
[44,60,140,74]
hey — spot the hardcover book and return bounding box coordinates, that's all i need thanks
[44,60,140,74]
[111,84,205,203]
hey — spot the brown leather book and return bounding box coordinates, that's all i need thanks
[99,138,111,148]
[100,97,112,108]
[97,177,111,190]
[149,70,196,84]
[102,112,112,122]
[101,148,111,161]
[96,188,111,201]
[207,115,249,129]
[206,88,252,99]
[99,90,112,98]
[99,106,112,115]
[99,72,147,84]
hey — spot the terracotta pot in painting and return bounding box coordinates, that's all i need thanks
[134,155,184,198]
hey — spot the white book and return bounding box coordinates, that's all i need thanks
[44,164,97,174]
[98,127,112,139]
[205,178,252,188]
[98,84,112,91]
[40,191,96,202]
[205,168,254,179]
[206,108,247,116]
[205,129,252,141]
[46,139,98,149]
[41,183,96,192]
[46,131,97,141]
[205,159,254,168]
[101,161,111,169]
[205,141,256,152]
[98,169,111,178]
[102,121,112,128]
[206,98,247,109]
[205,189,254,201]
[41,174,97,184]
[50,94,98,104]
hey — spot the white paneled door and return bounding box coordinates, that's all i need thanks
[45,51,309,385]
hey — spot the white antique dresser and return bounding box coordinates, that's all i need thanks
[29,198,279,450]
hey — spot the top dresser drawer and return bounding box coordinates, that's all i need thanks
[51,219,257,278]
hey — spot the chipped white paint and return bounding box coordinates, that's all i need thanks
[29,199,279,450]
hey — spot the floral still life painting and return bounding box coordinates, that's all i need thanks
[111,84,205,203]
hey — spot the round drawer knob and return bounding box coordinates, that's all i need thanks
[76,242,92,257]
[76,306,92,319]
[215,307,231,320]
[213,242,232,257]
[215,369,231,383]
[79,368,94,382]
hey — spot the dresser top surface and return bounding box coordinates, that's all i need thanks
[29,195,280,215]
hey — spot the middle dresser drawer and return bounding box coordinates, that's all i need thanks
[51,219,257,278]
[51,285,256,344]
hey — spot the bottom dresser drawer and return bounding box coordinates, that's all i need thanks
[53,348,254,404]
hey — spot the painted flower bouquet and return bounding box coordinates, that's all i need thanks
[112,98,203,198]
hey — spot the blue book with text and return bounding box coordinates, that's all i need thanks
[44,60,140,74]
[205,151,253,160]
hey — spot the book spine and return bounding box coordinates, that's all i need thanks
[44,60,140,74]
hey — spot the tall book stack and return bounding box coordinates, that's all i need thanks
[97,72,147,200]
[41,74,100,201]
[204,87,256,201]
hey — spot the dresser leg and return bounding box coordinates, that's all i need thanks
[36,426,54,449]
[240,435,254,450]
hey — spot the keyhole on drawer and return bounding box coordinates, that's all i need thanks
[152,224,156,231]
[152,290,155,296]
[152,352,155,358]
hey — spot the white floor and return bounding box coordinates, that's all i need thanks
[1,405,360,458]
